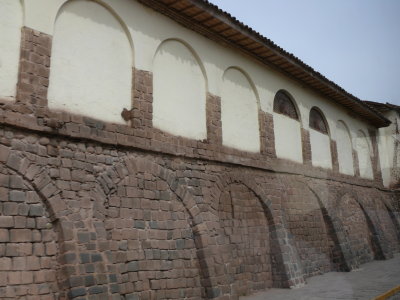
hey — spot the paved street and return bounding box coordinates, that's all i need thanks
[241,254,400,300]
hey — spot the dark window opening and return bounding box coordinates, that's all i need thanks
[273,90,299,120]
[309,107,328,134]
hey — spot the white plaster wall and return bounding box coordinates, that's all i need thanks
[378,111,399,186]
[21,0,390,176]
[336,121,354,175]
[273,114,302,163]
[47,0,132,124]
[356,131,374,179]
[310,130,332,169]
[221,68,260,152]
[0,0,23,100]
[153,40,206,140]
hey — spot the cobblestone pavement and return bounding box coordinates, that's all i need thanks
[241,254,400,300]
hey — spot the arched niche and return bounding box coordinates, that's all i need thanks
[356,130,373,179]
[0,0,23,100]
[221,67,260,153]
[273,90,302,163]
[309,107,332,169]
[153,39,207,140]
[48,0,133,124]
[336,121,354,175]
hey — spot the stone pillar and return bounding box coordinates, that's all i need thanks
[16,27,52,109]
[368,129,383,183]
[330,139,339,173]
[301,128,312,165]
[353,150,360,177]
[206,93,222,145]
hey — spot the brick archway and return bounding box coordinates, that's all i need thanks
[307,182,390,270]
[1,148,114,299]
[198,172,305,299]
[94,156,207,299]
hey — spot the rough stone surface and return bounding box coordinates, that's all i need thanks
[0,27,398,300]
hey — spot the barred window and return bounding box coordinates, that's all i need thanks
[273,90,299,120]
[309,107,328,134]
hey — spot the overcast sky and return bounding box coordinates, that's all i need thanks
[208,0,400,105]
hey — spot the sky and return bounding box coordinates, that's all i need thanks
[208,0,400,105]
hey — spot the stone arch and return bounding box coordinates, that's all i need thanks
[93,156,206,299]
[199,172,305,298]
[48,0,134,124]
[332,187,386,263]
[1,147,116,299]
[0,159,63,298]
[280,177,347,276]
[153,38,207,140]
[306,182,391,269]
[372,193,400,253]
[336,120,354,175]
[0,0,23,100]
[221,67,260,153]
[356,130,374,179]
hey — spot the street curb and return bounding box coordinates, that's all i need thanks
[373,285,400,300]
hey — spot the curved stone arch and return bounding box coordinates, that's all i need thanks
[206,171,305,292]
[381,194,400,244]
[49,0,134,124]
[0,154,67,297]
[371,192,400,252]
[306,183,356,271]
[1,148,117,298]
[354,188,394,259]
[93,156,213,297]
[310,183,388,264]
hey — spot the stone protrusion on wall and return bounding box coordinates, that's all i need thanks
[206,93,222,145]
[16,27,52,109]
[132,68,153,130]
[330,139,339,173]
[353,150,360,177]
[259,111,276,157]
[368,129,383,183]
[301,128,312,165]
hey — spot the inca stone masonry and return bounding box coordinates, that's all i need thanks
[0,0,399,299]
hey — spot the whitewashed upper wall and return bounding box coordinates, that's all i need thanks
[221,68,260,152]
[47,0,133,124]
[273,114,302,163]
[3,0,387,176]
[336,121,355,176]
[0,0,23,100]
[153,39,207,140]
[378,111,400,186]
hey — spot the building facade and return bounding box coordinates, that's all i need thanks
[0,0,399,299]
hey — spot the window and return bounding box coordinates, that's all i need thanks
[273,90,299,120]
[309,107,328,134]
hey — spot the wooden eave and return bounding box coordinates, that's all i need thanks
[138,0,390,128]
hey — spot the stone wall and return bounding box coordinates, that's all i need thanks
[0,26,399,300]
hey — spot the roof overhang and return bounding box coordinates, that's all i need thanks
[138,0,391,128]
